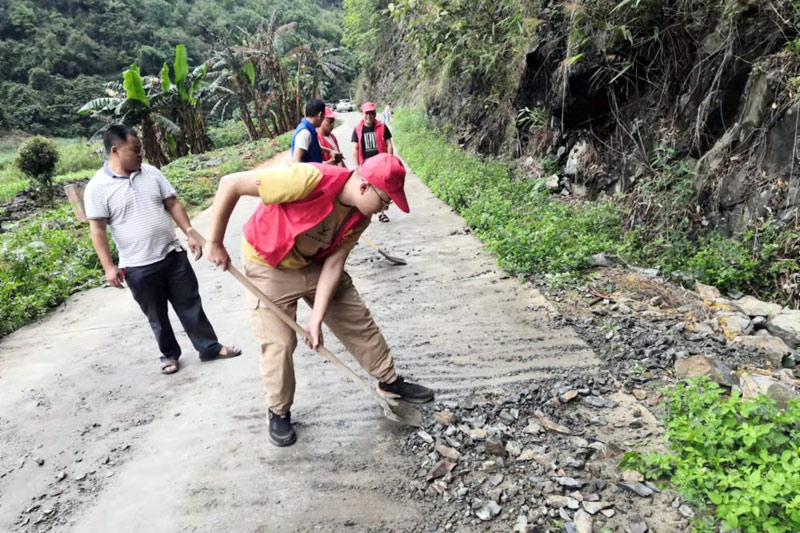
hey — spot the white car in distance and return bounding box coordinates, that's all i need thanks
[335,100,354,112]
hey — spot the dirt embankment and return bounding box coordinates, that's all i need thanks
[361,1,799,237]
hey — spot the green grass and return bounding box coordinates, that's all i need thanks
[0,131,292,339]
[164,131,292,209]
[392,109,625,278]
[0,205,104,337]
[53,138,102,175]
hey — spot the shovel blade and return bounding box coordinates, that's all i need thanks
[378,249,407,266]
[373,392,423,427]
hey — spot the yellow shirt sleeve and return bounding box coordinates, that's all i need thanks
[254,163,323,205]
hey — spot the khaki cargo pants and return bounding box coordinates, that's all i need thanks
[243,257,396,415]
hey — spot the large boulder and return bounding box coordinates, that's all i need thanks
[674,355,737,387]
[735,333,793,368]
[767,311,800,348]
[719,313,752,339]
[740,373,797,409]
[695,281,721,300]
[735,296,783,317]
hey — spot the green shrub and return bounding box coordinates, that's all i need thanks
[16,136,59,192]
[621,378,800,533]
[629,224,800,301]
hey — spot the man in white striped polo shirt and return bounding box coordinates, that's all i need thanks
[84,125,240,374]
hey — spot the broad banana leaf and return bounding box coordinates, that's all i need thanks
[123,65,148,104]
[165,134,178,156]
[189,65,208,105]
[161,63,172,93]
[174,44,189,102]
[244,62,256,87]
[152,113,181,135]
[78,97,118,114]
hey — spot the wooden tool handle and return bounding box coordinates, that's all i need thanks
[188,228,372,393]
[359,235,380,251]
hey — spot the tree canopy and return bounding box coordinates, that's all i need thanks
[0,0,349,137]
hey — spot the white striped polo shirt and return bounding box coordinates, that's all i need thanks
[84,163,182,268]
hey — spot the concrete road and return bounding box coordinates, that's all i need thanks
[0,113,599,532]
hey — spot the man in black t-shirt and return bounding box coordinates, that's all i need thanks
[352,101,394,221]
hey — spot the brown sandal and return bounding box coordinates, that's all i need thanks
[161,359,180,375]
[200,346,242,362]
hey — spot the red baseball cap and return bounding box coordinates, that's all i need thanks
[359,153,409,213]
[361,101,376,113]
[324,107,338,119]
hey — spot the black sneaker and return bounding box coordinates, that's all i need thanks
[268,410,297,447]
[378,213,390,223]
[378,376,434,404]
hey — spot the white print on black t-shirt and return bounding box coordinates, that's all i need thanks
[363,131,377,152]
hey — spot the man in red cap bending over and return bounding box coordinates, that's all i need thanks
[352,101,394,222]
[204,153,434,446]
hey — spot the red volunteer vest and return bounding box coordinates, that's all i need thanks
[243,164,366,267]
[355,120,388,165]
[317,131,340,162]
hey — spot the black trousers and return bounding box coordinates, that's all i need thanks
[124,250,222,362]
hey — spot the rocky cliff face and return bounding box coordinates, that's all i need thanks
[359,0,799,237]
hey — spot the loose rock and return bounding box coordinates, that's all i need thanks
[584,396,615,408]
[582,501,613,515]
[474,500,502,521]
[426,460,456,482]
[622,470,644,482]
[536,414,572,435]
[546,495,569,508]
[740,373,797,409]
[735,334,792,366]
[573,509,592,533]
[434,411,455,426]
[696,281,721,299]
[504,440,521,457]
[674,355,737,387]
[736,296,783,317]
[561,390,579,403]
[767,310,800,348]
[435,444,460,461]
[485,438,506,457]
[554,477,585,489]
[418,430,435,444]
[618,481,654,497]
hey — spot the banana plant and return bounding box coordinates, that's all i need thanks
[207,11,299,139]
[161,44,209,106]
[159,44,219,155]
[79,64,176,168]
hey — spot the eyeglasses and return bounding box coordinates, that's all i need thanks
[370,185,392,210]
